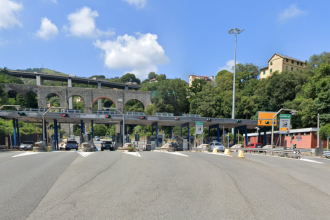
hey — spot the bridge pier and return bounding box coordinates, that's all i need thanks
[97,82,102,111]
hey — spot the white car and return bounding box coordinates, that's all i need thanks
[209,142,225,152]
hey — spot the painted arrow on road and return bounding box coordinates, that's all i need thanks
[123,152,141,157]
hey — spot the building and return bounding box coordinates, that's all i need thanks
[149,78,158,83]
[260,53,306,80]
[189,75,214,87]
[245,128,328,149]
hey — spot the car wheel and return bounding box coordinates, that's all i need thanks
[76,148,78,151]
[101,148,104,151]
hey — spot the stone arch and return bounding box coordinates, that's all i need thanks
[124,98,145,112]
[46,93,61,108]
[25,91,38,108]
[67,94,86,113]
[92,96,117,108]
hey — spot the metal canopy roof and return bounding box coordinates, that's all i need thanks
[0,110,258,129]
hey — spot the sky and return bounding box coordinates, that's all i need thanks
[0,0,329,82]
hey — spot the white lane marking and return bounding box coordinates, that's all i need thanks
[167,152,188,157]
[300,159,324,164]
[78,152,94,157]
[12,152,40,157]
[123,152,141,157]
[203,152,233,157]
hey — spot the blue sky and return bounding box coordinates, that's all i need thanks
[0,0,329,81]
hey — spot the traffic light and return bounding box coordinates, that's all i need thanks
[140,116,145,119]
[17,112,26,116]
[62,113,69,117]
[175,117,180,120]
[236,119,241,123]
[207,118,211,122]
[265,121,269,124]
[105,115,111,118]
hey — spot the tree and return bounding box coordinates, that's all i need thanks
[90,75,106,79]
[148,72,156,79]
[120,73,141,84]
[153,79,189,115]
[235,63,260,89]
[320,123,330,141]
[93,125,108,136]
[156,74,166,81]
[125,100,144,112]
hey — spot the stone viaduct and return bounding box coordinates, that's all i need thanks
[5,84,152,113]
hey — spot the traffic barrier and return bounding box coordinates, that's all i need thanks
[213,148,218,153]
[238,150,244,158]
[224,148,230,156]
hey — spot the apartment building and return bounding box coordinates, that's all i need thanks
[260,53,306,80]
[189,75,214,87]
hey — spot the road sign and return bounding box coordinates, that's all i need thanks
[279,114,291,134]
[195,121,203,134]
[296,133,302,141]
[258,111,277,126]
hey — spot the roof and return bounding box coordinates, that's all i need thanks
[268,53,305,63]
[247,128,318,137]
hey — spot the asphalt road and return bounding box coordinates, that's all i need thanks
[1,150,330,220]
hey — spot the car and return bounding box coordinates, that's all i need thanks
[246,143,263,153]
[65,140,79,151]
[101,141,114,151]
[19,141,34,151]
[209,142,225,152]
[95,136,100,141]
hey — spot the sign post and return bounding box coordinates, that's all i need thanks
[295,133,302,149]
[195,121,203,146]
[279,114,291,134]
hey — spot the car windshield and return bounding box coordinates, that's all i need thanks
[102,141,112,144]
[23,141,33,144]
[67,141,77,144]
[256,144,262,148]
[214,143,223,146]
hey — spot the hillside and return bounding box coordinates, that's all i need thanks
[15,68,68,85]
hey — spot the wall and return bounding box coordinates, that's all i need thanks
[5,84,152,113]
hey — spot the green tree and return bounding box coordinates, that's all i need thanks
[153,79,189,115]
[148,72,156,79]
[93,125,108,136]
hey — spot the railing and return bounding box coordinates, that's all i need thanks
[154,112,174,116]
[182,114,201,117]
[125,111,146,116]
[95,110,118,114]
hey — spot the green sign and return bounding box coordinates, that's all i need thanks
[279,114,291,119]
[195,121,203,134]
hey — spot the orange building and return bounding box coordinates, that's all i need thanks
[245,128,328,149]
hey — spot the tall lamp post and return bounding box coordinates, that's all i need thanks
[228,28,244,133]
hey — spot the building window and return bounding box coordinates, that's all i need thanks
[286,59,288,62]
[286,66,288,70]
[301,63,303,66]
[263,71,266,75]
[291,60,294,64]
[291,67,293,71]
[297,62,299,65]
[270,69,273,73]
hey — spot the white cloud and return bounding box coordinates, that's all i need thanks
[94,33,169,79]
[124,0,147,9]
[0,0,23,31]
[35,18,58,40]
[218,60,240,72]
[64,6,115,38]
[278,4,307,22]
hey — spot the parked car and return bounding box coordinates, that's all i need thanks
[101,141,114,151]
[19,141,34,151]
[65,140,79,151]
[95,136,100,141]
[209,142,225,152]
[246,143,263,153]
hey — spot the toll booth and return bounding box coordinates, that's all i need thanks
[147,135,162,150]
[115,133,123,148]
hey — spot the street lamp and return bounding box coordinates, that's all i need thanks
[228,28,244,134]
[271,109,297,148]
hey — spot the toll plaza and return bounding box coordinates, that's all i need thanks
[0,107,260,150]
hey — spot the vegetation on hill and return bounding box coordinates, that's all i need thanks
[1,52,330,140]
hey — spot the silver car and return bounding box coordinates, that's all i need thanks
[20,141,34,151]
[209,142,225,152]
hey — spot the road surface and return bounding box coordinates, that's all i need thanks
[1,150,330,220]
